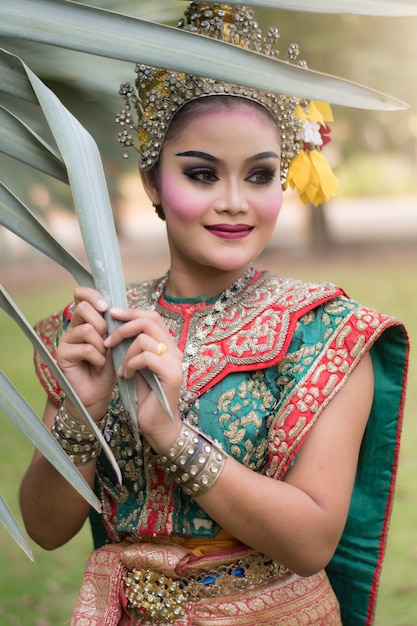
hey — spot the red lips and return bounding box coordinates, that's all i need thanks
[205,224,253,240]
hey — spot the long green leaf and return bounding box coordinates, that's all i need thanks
[0,285,122,483]
[0,494,34,561]
[0,42,127,97]
[0,46,38,103]
[22,60,173,432]
[202,0,417,16]
[0,106,68,183]
[0,371,101,514]
[0,0,407,110]
[0,183,93,288]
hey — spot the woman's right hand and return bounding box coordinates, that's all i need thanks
[55,286,116,421]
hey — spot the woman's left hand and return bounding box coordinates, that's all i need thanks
[104,308,183,452]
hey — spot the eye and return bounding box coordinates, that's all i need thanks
[183,167,219,184]
[246,166,276,185]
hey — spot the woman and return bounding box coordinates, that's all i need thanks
[20,4,408,625]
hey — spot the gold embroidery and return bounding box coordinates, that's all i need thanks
[322,373,339,396]
[33,312,66,403]
[268,298,393,479]
[289,418,307,439]
[326,349,349,374]
[126,272,339,396]
[350,334,366,358]
[33,274,394,545]
[216,373,274,470]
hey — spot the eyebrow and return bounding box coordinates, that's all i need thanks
[175,150,280,161]
[175,151,216,161]
[252,151,280,161]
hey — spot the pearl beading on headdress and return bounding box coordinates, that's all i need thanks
[115,2,315,186]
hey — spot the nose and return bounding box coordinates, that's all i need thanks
[215,179,249,215]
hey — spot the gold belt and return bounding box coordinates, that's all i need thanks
[123,552,288,624]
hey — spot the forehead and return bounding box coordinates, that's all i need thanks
[166,98,281,145]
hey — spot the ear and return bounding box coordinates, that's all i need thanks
[140,167,161,206]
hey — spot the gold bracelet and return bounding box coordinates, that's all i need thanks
[154,422,227,497]
[51,404,108,465]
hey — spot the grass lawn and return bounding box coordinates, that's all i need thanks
[0,243,416,625]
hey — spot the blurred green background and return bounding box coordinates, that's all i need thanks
[0,1,416,624]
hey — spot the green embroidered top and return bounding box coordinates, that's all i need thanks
[34,271,409,626]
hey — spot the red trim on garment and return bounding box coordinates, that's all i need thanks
[270,310,403,481]
[167,279,346,397]
[365,337,409,625]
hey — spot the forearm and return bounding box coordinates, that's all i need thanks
[195,458,340,577]
[19,452,96,550]
[191,354,372,576]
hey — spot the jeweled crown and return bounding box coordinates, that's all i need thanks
[116,2,338,205]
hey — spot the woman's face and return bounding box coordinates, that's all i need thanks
[141,100,283,281]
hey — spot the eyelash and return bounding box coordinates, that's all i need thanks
[246,166,276,185]
[183,165,276,185]
[183,167,218,184]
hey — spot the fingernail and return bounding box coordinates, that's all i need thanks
[110,307,124,315]
[104,335,112,347]
[117,366,124,377]
[97,298,107,311]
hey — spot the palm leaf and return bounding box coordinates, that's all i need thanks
[0,493,34,561]
[202,0,417,16]
[22,58,173,431]
[0,106,68,183]
[0,183,93,288]
[0,0,407,110]
[0,285,122,484]
[0,371,101,514]
[0,46,38,103]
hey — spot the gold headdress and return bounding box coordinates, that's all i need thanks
[116,2,338,206]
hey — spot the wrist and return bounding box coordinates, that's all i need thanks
[51,403,109,465]
[153,421,227,497]
[145,418,183,456]
[62,396,111,425]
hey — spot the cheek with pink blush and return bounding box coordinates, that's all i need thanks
[159,171,204,220]
[261,187,283,222]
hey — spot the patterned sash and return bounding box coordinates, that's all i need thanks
[71,541,342,626]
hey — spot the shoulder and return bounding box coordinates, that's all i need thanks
[257,271,345,313]
[264,270,401,330]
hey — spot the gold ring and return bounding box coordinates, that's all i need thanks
[156,342,167,356]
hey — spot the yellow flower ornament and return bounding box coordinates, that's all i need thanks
[285,101,339,206]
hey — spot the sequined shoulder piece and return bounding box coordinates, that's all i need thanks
[267,298,403,479]
[126,278,161,309]
[126,273,343,396]
[186,273,342,394]
[33,304,73,404]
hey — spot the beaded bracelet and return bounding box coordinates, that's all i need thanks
[154,422,227,497]
[51,404,108,466]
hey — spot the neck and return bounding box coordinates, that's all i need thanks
[165,265,254,300]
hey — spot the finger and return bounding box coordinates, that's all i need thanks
[74,286,108,313]
[57,340,108,371]
[109,308,168,332]
[105,310,171,347]
[118,335,181,379]
[59,323,108,361]
[117,333,164,375]
[73,287,108,313]
[70,301,108,337]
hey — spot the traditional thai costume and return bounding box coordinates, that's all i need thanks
[34,270,408,625]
